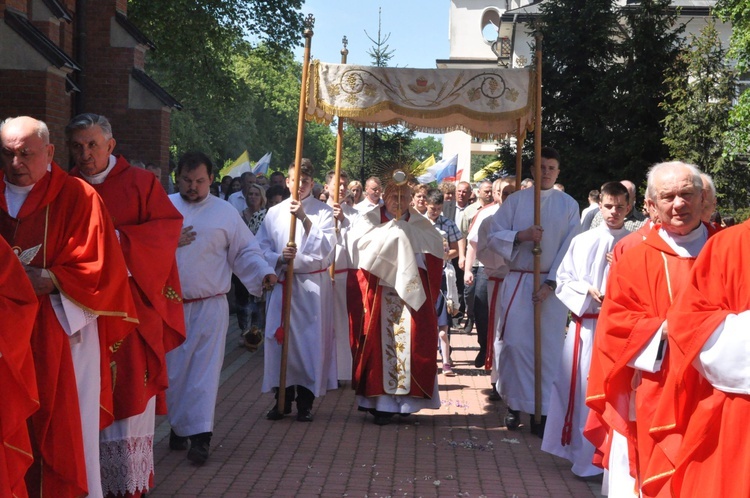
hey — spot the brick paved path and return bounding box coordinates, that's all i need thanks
[149,318,602,497]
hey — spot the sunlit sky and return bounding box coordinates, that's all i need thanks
[293,0,451,69]
[293,1,451,141]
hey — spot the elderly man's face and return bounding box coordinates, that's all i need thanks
[68,125,116,176]
[647,166,704,236]
[1,117,55,187]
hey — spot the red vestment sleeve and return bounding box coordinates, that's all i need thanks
[647,222,750,497]
[0,239,39,498]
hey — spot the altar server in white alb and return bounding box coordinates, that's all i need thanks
[167,151,277,465]
[486,147,580,435]
[325,169,359,382]
[257,159,337,422]
[541,181,631,477]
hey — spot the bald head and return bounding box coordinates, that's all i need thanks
[0,116,55,186]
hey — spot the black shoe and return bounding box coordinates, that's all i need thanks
[504,409,520,430]
[169,429,188,451]
[373,412,394,426]
[296,408,313,422]
[463,319,474,334]
[474,351,486,368]
[187,434,210,465]
[488,389,502,401]
[530,415,547,438]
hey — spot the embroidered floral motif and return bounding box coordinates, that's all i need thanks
[381,289,411,394]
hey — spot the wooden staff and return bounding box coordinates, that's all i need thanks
[329,36,349,281]
[533,31,543,425]
[278,14,315,415]
[515,118,523,191]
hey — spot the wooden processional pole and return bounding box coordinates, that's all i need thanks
[329,36,349,281]
[515,118,524,192]
[278,14,315,414]
[533,31,544,425]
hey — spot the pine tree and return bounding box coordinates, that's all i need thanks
[661,21,736,171]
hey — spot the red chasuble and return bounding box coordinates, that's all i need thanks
[0,238,38,498]
[72,156,185,419]
[0,163,136,498]
[646,221,750,497]
[348,206,443,400]
[584,225,713,496]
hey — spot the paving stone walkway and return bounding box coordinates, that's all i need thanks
[149,317,602,497]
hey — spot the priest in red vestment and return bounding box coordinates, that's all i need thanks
[0,237,38,498]
[645,219,750,497]
[347,170,444,426]
[67,113,185,498]
[585,161,713,497]
[0,116,136,498]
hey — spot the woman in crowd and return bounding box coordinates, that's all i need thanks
[237,183,269,351]
[348,180,364,205]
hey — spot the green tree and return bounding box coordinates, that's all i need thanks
[611,0,683,186]
[127,0,308,165]
[661,21,736,172]
[537,0,622,204]
[234,45,335,176]
[405,136,443,162]
[716,0,750,209]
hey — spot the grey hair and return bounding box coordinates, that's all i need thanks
[0,116,50,144]
[700,173,716,198]
[65,113,113,140]
[646,161,703,201]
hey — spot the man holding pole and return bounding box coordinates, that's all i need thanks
[486,146,580,435]
[256,159,337,422]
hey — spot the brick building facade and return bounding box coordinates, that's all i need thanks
[0,0,178,178]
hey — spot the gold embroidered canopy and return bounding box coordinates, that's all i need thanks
[305,61,535,138]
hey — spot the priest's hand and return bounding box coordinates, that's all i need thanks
[178,225,196,247]
[262,274,278,290]
[588,286,603,304]
[532,282,553,304]
[25,266,55,296]
[605,251,614,265]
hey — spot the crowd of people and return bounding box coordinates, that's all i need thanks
[1,112,746,498]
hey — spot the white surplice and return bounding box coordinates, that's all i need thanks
[167,193,274,436]
[541,224,629,477]
[329,202,359,381]
[256,196,338,397]
[486,187,581,414]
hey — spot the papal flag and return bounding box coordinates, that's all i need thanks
[220,150,252,178]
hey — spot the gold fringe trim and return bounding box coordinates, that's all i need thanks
[305,60,536,139]
[48,271,140,325]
